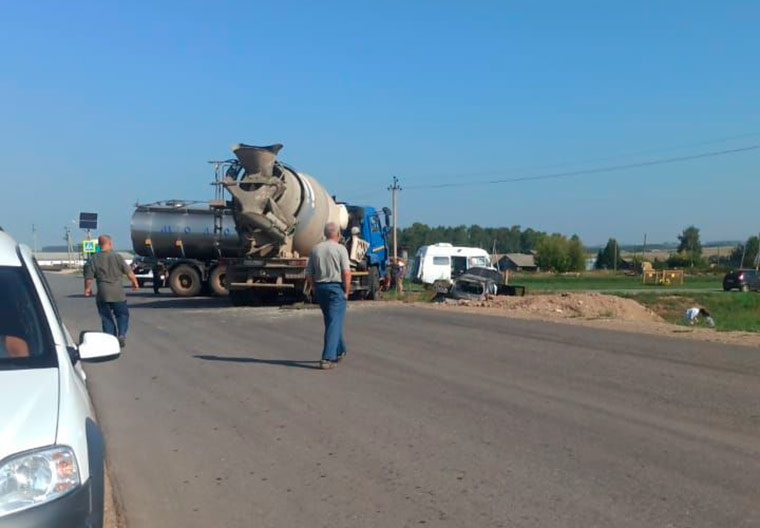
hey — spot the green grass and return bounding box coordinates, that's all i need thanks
[383,280,435,303]
[621,291,760,333]
[509,271,721,292]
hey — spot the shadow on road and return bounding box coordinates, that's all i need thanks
[194,354,322,370]
[128,297,231,309]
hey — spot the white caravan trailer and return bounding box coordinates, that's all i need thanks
[411,243,492,284]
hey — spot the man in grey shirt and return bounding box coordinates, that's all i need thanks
[306,223,352,369]
[84,235,139,348]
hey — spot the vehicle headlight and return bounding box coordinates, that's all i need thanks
[0,446,80,517]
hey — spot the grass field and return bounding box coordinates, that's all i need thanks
[622,291,760,333]
[509,272,721,292]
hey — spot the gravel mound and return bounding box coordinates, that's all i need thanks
[444,292,664,323]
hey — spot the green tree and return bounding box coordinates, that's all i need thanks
[568,235,587,271]
[534,233,586,272]
[520,228,544,252]
[595,238,621,270]
[535,234,570,272]
[677,225,702,267]
[730,236,759,268]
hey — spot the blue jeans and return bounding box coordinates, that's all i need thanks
[96,300,130,337]
[315,283,347,361]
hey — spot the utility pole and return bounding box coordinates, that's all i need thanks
[32,224,38,254]
[388,176,402,264]
[756,232,760,271]
[63,227,75,268]
[613,240,618,272]
[642,233,647,261]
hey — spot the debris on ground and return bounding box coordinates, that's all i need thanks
[441,292,664,323]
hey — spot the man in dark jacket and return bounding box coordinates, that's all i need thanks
[84,235,139,348]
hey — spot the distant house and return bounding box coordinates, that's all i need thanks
[495,253,538,272]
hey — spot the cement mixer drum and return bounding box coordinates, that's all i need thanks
[223,144,346,257]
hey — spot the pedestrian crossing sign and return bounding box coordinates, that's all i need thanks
[82,240,99,254]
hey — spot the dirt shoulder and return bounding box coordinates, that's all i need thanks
[413,292,760,348]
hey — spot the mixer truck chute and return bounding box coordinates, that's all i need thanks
[220,143,389,305]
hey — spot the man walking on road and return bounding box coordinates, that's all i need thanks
[84,235,139,348]
[306,223,351,370]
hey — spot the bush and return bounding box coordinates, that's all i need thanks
[535,234,586,272]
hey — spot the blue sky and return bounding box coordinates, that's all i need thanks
[1,1,758,248]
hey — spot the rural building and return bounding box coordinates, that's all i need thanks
[495,253,538,272]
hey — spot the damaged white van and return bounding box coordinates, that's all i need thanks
[411,243,493,284]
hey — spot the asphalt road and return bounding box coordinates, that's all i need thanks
[49,273,760,528]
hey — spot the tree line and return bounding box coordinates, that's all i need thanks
[399,222,759,273]
[398,223,588,272]
[593,226,760,270]
[399,223,545,255]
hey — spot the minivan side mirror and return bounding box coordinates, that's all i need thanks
[78,332,121,362]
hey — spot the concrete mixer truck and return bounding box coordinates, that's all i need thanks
[219,143,391,305]
[130,143,391,304]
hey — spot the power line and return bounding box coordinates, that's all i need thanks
[404,144,759,190]
[338,134,760,198]
[407,131,760,183]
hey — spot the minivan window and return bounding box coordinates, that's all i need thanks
[0,266,56,369]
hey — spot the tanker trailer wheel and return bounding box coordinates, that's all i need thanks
[365,266,381,300]
[169,264,202,297]
[208,265,229,296]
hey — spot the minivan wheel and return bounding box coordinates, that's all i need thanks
[741,284,750,293]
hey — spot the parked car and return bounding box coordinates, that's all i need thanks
[0,230,120,526]
[722,269,760,292]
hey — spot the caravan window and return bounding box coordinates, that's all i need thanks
[432,256,450,266]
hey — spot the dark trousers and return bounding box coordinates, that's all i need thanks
[96,300,130,337]
[315,283,347,361]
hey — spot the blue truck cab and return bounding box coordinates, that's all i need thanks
[343,205,391,299]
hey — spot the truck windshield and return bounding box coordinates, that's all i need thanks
[0,266,56,369]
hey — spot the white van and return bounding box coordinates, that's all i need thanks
[411,243,493,284]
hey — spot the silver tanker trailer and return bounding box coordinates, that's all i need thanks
[130,200,243,296]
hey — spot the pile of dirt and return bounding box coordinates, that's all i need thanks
[443,292,664,323]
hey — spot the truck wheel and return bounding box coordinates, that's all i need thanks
[169,264,202,297]
[209,265,229,296]
[366,266,381,300]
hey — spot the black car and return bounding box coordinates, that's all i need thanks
[723,269,760,292]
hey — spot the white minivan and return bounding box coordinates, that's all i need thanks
[0,231,120,527]
[411,243,493,284]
